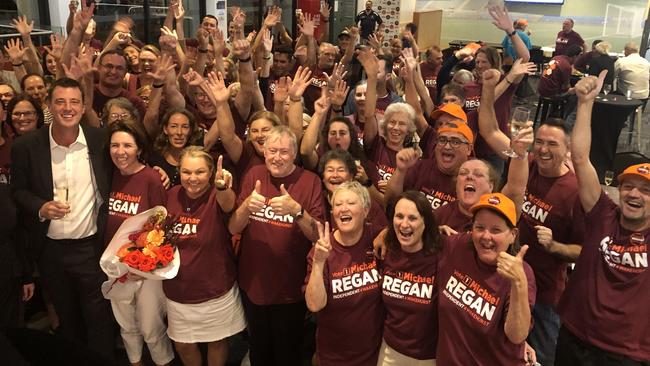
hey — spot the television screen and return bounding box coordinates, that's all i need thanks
[505,0,564,4]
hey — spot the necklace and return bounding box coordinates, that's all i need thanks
[181,190,204,213]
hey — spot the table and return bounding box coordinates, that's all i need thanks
[590,94,643,183]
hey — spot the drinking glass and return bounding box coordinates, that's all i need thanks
[503,107,530,158]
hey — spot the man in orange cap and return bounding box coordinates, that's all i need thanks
[555,71,650,365]
[430,103,468,130]
[502,19,532,62]
[384,121,474,210]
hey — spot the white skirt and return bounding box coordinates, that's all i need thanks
[166,284,247,343]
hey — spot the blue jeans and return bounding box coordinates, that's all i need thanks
[528,303,561,366]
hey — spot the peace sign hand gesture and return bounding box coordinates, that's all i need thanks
[313,221,332,264]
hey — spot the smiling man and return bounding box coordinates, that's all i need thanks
[555,71,650,365]
[11,78,115,361]
[229,125,324,366]
[93,49,146,120]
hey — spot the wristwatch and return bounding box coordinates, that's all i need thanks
[508,29,517,36]
[294,206,304,220]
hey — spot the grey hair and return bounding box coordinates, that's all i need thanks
[453,69,475,85]
[380,102,417,137]
[331,181,371,211]
[594,41,611,55]
[265,125,298,155]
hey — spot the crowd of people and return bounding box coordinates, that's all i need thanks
[0,1,649,366]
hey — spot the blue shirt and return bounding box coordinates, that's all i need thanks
[501,30,532,60]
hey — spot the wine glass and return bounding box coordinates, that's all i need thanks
[604,170,614,187]
[503,107,530,158]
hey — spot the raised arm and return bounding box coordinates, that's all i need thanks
[202,71,244,162]
[318,3,331,44]
[12,16,43,76]
[340,27,360,67]
[489,6,529,64]
[159,30,186,109]
[299,13,318,68]
[300,86,330,170]
[142,54,176,136]
[501,125,533,219]
[287,66,313,141]
[498,246,532,344]
[305,221,331,312]
[358,48,379,147]
[4,39,27,84]
[478,69,512,156]
[61,1,95,71]
[232,39,255,122]
[571,71,607,213]
[385,148,420,206]
[401,48,429,137]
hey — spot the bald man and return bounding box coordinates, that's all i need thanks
[614,42,650,99]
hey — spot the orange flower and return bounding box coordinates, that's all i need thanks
[158,245,174,266]
[135,232,149,247]
[122,251,142,269]
[138,255,157,272]
[142,244,159,259]
[146,229,165,246]
[117,243,135,258]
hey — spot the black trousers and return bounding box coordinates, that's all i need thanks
[241,290,306,366]
[38,235,115,362]
[555,326,650,366]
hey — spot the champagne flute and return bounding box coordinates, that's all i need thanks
[604,170,614,187]
[602,84,612,95]
[53,183,69,219]
[503,107,530,158]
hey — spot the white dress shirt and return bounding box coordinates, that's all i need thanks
[47,125,102,239]
[614,53,650,99]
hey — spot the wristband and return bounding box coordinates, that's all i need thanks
[290,96,302,102]
[504,77,513,84]
[153,83,164,88]
[198,48,208,53]
[362,179,373,187]
[508,30,517,37]
[239,56,252,63]
[216,184,229,191]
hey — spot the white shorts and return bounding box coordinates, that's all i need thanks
[166,284,247,344]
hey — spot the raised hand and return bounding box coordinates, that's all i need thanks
[367,33,382,51]
[213,29,226,55]
[196,28,209,49]
[247,180,266,214]
[357,47,379,76]
[202,71,230,104]
[395,147,420,171]
[331,79,350,107]
[324,62,347,90]
[173,1,185,20]
[269,184,301,216]
[313,221,332,264]
[509,58,537,78]
[273,76,290,103]
[264,6,281,28]
[488,5,514,33]
[575,70,607,103]
[183,68,205,87]
[261,28,274,55]
[43,34,66,62]
[482,69,501,88]
[299,13,316,37]
[512,121,534,155]
[159,26,179,50]
[149,53,176,85]
[11,16,33,37]
[496,245,529,283]
[111,31,131,46]
[72,0,95,32]
[62,56,84,80]
[438,225,459,236]
[232,38,252,60]
[4,39,26,64]
[314,87,331,115]
[214,155,233,190]
[288,66,313,99]
[320,2,331,20]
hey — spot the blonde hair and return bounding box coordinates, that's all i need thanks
[594,41,611,55]
[179,146,214,173]
[331,181,371,211]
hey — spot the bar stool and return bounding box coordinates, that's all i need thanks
[626,98,648,150]
[534,94,571,126]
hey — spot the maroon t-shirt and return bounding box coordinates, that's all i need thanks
[381,246,439,359]
[420,62,440,105]
[519,162,584,306]
[538,55,572,97]
[463,82,482,113]
[304,67,331,115]
[434,200,472,233]
[403,159,457,211]
[554,30,584,56]
[163,186,237,304]
[437,233,536,365]
[105,167,167,246]
[306,227,384,366]
[466,78,518,159]
[557,192,650,362]
[93,86,147,122]
[237,165,325,305]
[365,137,398,186]
[233,141,265,192]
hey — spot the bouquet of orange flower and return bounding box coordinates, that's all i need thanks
[100,207,180,300]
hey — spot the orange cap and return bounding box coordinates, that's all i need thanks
[431,103,468,123]
[465,42,482,53]
[470,193,517,227]
[437,121,474,144]
[617,163,650,184]
[516,19,528,27]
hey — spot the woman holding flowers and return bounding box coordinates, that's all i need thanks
[105,121,174,366]
[163,146,246,366]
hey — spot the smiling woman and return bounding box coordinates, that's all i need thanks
[6,95,44,136]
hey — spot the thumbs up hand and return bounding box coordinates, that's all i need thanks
[247,180,266,214]
[269,183,301,217]
[496,245,529,284]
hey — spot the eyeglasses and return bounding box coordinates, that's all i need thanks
[109,113,131,120]
[0,92,14,98]
[100,63,126,72]
[12,111,36,118]
[194,92,209,100]
[437,136,469,148]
